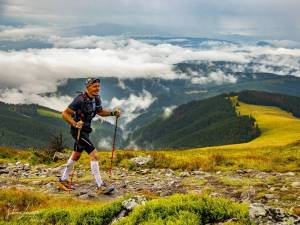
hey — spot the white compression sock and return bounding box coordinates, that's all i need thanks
[90,160,103,188]
[61,157,75,181]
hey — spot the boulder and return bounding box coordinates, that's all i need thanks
[130,156,152,166]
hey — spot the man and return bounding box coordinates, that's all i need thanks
[58,78,121,194]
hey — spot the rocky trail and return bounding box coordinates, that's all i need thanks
[0,156,300,224]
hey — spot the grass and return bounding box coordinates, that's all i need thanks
[217,176,264,187]
[37,108,61,119]
[0,190,251,225]
[0,188,120,224]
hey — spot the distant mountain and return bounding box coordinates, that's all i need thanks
[56,61,300,132]
[0,102,124,149]
[127,94,260,149]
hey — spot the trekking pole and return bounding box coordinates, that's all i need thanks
[109,115,119,177]
[69,121,82,194]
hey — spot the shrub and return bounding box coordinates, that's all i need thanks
[115,194,250,225]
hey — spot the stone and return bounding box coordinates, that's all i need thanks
[122,199,138,211]
[45,183,53,188]
[264,194,275,200]
[139,169,150,175]
[249,203,267,218]
[291,182,300,188]
[122,196,147,211]
[0,169,9,174]
[284,172,296,176]
[179,171,190,177]
[280,187,288,192]
[0,164,7,169]
[210,193,222,198]
[78,194,90,199]
[269,187,276,192]
[23,163,30,171]
[52,152,69,162]
[130,156,152,166]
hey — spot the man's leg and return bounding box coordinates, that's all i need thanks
[89,149,103,187]
[61,151,81,181]
[89,149,115,194]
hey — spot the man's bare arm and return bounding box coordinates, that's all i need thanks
[97,108,121,117]
[97,108,113,117]
[62,108,82,128]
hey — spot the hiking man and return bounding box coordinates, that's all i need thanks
[58,78,121,194]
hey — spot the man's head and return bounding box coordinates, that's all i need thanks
[85,78,100,97]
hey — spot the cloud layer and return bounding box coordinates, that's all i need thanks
[1,35,300,116]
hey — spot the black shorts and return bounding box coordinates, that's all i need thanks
[70,129,95,154]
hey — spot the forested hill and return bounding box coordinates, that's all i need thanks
[236,90,300,118]
[129,94,261,149]
[0,102,70,148]
[0,102,123,149]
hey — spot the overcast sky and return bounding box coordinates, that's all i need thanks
[1,0,300,40]
[1,0,300,115]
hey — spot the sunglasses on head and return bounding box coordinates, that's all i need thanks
[85,78,100,87]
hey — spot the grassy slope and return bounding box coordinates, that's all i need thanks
[151,99,300,171]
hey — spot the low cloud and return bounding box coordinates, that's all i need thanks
[0,88,72,111]
[0,25,59,41]
[190,71,237,85]
[108,90,157,126]
[97,137,112,151]
[162,105,177,119]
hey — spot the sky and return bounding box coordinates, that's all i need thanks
[1,0,300,40]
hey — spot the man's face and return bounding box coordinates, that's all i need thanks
[87,82,100,97]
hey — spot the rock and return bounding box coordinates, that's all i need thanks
[45,183,53,188]
[87,192,97,198]
[78,194,90,199]
[249,203,300,225]
[0,164,7,169]
[210,193,222,198]
[264,194,275,200]
[249,203,267,218]
[138,169,150,175]
[167,180,176,186]
[0,169,9,174]
[270,187,276,192]
[122,196,147,211]
[15,161,21,166]
[53,152,69,162]
[130,156,152,166]
[216,171,222,175]
[165,169,175,177]
[179,171,190,177]
[193,170,205,176]
[160,191,172,197]
[291,182,300,188]
[285,172,296,176]
[111,210,128,224]
[280,187,289,192]
[23,163,30,171]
